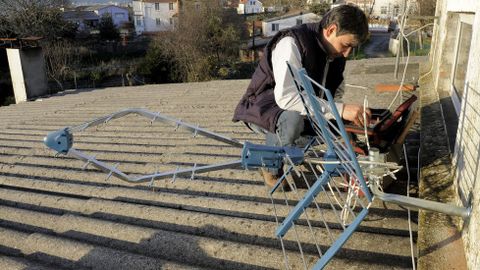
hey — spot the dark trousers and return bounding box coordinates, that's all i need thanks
[251,110,315,174]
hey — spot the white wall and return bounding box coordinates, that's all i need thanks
[432,0,480,269]
[237,0,263,14]
[262,13,321,37]
[133,1,177,34]
[133,1,145,33]
[307,0,333,4]
[452,6,480,270]
[335,0,404,19]
[7,49,27,103]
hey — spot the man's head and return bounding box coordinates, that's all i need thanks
[320,4,369,58]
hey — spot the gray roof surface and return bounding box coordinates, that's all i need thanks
[0,58,425,269]
[63,10,100,21]
[79,4,129,11]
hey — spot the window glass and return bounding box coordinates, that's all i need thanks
[453,22,472,101]
[136,18,142,26]
[393,5,400,17]
[381,6,387,15]
[155,3,160,10]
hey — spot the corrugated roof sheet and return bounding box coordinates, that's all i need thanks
[0,65,420,269]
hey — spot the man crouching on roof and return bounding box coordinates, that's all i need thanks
[232,4,371,187]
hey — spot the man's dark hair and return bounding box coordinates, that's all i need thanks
[320,4,369,43]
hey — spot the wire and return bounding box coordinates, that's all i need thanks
[418,21,439,83]
[387,7,437,110]
[404,23,434,38]
[363,95,371,150]
[387,1,412,111]
[345,83,369,90]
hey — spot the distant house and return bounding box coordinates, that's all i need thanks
[369,0,404,19]
[83,5,130,27]
[331,0,405,19]
[331,0,372,13]
[63,10,100,32]
[262,12,321,37]
[63,5,130,32]
[237,0,264,15]
[306,0,334,5]
[133,0,179,34]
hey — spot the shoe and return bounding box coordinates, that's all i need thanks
[259,168,290,191]
[286,163,322,189]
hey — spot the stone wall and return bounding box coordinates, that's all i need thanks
[451,4,480,269]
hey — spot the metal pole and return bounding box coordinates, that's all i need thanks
[370,182,471,219]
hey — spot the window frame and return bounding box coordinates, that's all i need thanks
[380,6,387,15]
[135,16,143,27]
[272,23,279,32]
[450,13,474,115]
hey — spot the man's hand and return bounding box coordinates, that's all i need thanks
[342,104,371,126]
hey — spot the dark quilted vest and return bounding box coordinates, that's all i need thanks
[232,22,346,133]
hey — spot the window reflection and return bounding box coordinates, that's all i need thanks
[453,22,472,101]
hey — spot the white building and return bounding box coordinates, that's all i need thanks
[63,10,100,32]
[237,0,264,15]
[307,0,334,5]
[83,5,130,27]
[64,5,130,31]
[369,0,405,19]
[133,0,178,34]
[421,0,480,269]
[331,0,372,13]
[262,12,321,37]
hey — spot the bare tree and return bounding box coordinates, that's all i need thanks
[416,0,436,25]
[0,0,75,39]
[43,40,78,91]
[152,3,241,82]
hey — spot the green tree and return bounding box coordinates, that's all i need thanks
[99,14,120,41]
[138,40,178,83]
